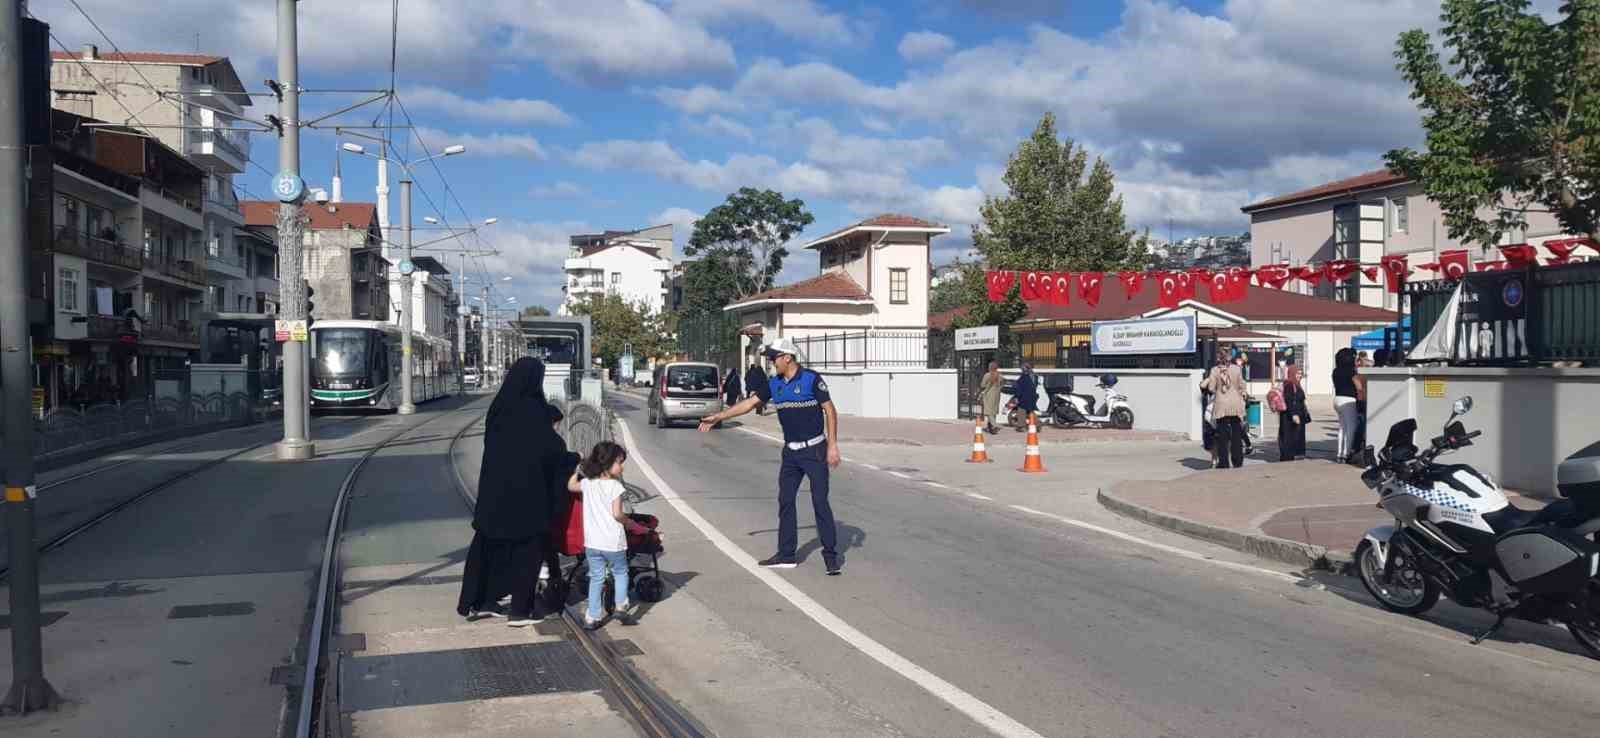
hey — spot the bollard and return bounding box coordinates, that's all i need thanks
[1019,412,1046,473]
[965,419,992,463]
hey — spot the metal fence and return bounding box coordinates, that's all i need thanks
[791,330,928,369]
[676,312,742,369]
[1404,260,1600,365]
[553,398,612,456]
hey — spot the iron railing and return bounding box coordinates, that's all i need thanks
[791,330,928,369]
[52,228,143,271]
[1403,260,1600,365]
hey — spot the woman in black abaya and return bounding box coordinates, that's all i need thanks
[457,358,564,625]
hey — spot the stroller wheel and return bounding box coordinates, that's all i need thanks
[634,575,665,603]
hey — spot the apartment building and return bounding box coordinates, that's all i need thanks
[559,224,674,316]
[242,202,387,322]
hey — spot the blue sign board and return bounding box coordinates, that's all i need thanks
[1090,315,1197,356]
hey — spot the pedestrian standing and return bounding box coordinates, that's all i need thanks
[568,442,650,629]
[722,366,742,409]
[979,360,1002,434]
[745,361,768,416]
[1275,365,1310,461]
[700,338,843,575]
[1233,352,1255,456]
[1202,350,1247,468]
[1332,348,1365,463]
[457,358,563,626]
[1011,362,1039,428]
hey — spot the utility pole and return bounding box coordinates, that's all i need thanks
[456,253,467,376]
[274,0,313,460]
[1,0,61,713]
[397,178,414,414]
[480,285,489,381]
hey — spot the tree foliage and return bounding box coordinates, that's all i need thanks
[678,257,744,318]
[569,293,671,369]
[1384,0,1600,244]
[685,187,815,301]
[973,113,1150,276]
[519,305,551,319]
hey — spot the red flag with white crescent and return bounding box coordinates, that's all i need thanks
[1380,254,1411,293]
[1362,266,1379,282]
[1477,260,1511,272]
[1077,272,1104,307]
[1323,259,1360,283]
[985,271,1015,302]
[1019,270,1043,301]
[1035,272,1056,303]
[1176,271,1198,299]
[1291,266,1322,287]
[1544,239,1581,264]
[1205,271,1230,303]
[1439,249,1471,280]
[1226,268,1250,302]
[1157,272,1181,309]
[1500,244,1538,268]
[1118,271,1145,298]
[1254,264,1292,289]
[1049,272,1073,306]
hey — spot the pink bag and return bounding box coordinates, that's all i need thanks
[1266,385,1287,413]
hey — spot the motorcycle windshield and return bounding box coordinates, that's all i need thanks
[1384,419,1417,451]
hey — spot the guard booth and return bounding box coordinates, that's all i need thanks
[511,316,593,402]
[195,312,281,418]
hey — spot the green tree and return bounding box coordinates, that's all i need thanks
[973,112,1150,276]
[685,187,815,302]
[519,305,551,319]
[929,260,972,315]
[569,293,671,369]
[678,257,744,318]
[1385,0,1600,245]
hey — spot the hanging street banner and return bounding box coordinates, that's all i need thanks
[954,325,1000,351]
[1091,315,1197,355]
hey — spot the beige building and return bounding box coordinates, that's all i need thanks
[243,202,387,322]
[724,214,949,367]
[560,224,674,316]
[1242,168,1576,310]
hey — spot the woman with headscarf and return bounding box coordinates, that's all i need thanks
[1202,349,1247,468]
[722,367,742,409]
[457,357,563,626]
[1276,364,1310,462]
[979,360,1002,434]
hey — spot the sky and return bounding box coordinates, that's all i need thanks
[31,0,1563,313]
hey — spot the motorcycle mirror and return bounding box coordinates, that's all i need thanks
[1453,396,1473,416]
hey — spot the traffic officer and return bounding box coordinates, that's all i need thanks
[699,338,841,575]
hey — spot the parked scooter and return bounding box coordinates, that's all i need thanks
[1355,395,1600,658]
[1050,374,1135,429]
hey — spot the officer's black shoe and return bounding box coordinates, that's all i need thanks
[824,556,842,576]
[759,554,797,569]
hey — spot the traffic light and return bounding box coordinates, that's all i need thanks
[304,280,316,326]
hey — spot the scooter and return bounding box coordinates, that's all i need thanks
[1050,374,1135,429]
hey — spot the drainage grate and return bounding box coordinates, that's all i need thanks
[168,601,255,619]
[0,612,67,629]
[339,642,601,712]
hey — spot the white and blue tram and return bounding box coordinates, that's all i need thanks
[309,320,457,411]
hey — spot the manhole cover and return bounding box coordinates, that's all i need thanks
[339,642,601,711]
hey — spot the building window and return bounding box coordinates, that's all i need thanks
[1392,197,1409,234]
[59,267,79,311]
[611,272,621,286]
[889,268,909,304]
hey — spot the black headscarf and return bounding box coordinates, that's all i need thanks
[474,358,561,539]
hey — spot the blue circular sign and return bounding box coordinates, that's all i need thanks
[1502,278,1524,308]
[398,259,416,276]
[272,172,304,203]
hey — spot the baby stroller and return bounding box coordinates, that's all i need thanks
[556,489,667,611]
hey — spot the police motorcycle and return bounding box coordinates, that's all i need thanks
[1355,395,1600,658]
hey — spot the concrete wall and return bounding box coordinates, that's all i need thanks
[999,368,1205,440]
[812,368,957,420]
[1365,367,1600,497]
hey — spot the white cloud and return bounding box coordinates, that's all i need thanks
[789,118,953,173]
[897,30,956,62]
[529,181,588,198]
[415,126,547,160]
[496,0,737,84]
[648,85,747,115]
[570,140,781,192]
[692,115,755,142]
[476,219,587,311]
[669,0,862,44]
[401,86,574,126]
[649,207,702,254]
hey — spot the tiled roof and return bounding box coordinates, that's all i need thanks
[805,213,950,248]
[52,50,224,66]
[726,271,871,308]
[579,242,662,258]
[242,201,379,232]
[1240,169,1410,213]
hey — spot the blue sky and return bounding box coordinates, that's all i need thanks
[36,0,1530,312]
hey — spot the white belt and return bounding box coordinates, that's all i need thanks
[786,434,827,450]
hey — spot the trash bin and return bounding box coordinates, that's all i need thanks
[1245,398,1263,438]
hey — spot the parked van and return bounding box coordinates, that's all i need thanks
[647,361,723,428]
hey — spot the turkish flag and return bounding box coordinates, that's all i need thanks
[1545,239,1581,264]
[1176,271,1198,299]
[1362,266,1379,283]
[1048,272,1073,306]
[1118,271,1145,298]
[1291,266,1322,287]
[1077,272,1104,307]
[1019,271,1044,301]
[1157,273,1182,309]
[1254,264,1293,289]
[1439,249,1472,280]
[1226,269,1251,302]
[1380,255,1410,293]
[985,271,1016,302]
[1323,259,1360,283]
[1477,260,1511,272]
[1500,244,1538,268]
[1205,271,1231,303]
[1035,272,1057,303]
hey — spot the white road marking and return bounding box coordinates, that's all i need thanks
[888,471,915,480]
[925,481,951,490]
[618,418,1046,738]
[966,492,993,500]
[1004,505,1299,583]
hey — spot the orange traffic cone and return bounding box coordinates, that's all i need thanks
[965,419,991,463]
[1019,412,1046,473]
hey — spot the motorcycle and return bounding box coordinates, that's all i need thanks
[1049,374,1135,430]
[1355,395,1600,658]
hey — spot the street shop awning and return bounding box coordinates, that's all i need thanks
[1351,317,1411,350]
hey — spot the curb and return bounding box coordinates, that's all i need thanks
[1096,487,1353,572]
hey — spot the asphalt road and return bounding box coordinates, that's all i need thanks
[604,394,1600,738]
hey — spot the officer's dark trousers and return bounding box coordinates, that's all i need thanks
[777,445,837,559]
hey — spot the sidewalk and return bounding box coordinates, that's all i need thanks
[1098,460,1548,570]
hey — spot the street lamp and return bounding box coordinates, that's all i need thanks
[339,140,467,415]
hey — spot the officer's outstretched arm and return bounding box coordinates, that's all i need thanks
[699,395,762,432]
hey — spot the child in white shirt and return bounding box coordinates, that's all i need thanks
[568,441,648,629]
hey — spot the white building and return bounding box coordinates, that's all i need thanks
[559,224,674,316]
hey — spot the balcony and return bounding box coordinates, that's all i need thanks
[188,126,249,174]
[85,314,127,340]
[142,321,200,347]
[203,182,244,223]
[145,254,208,289]
[52,228,143,273]
[205,239,247,280]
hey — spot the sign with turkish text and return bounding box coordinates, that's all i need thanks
[1091,315,1197,356]
[275,319,291,342]
[289,320,308,342]
[955,325,1000,351]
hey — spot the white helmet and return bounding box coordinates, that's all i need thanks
[761,337,806,363]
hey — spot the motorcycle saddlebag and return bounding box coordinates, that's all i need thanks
[1494,527,1599,595]
[1557,441,1600,519]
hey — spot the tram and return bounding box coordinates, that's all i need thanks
[309,320,456,411]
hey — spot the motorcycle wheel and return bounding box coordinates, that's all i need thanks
[1111,407,1134,430]
[1567,619,1600,660]
[1355,540,1439,615]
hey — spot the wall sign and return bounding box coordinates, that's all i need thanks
[1423,378,1446,398]
[1091,315,1197,355]
[954,325,1000,351]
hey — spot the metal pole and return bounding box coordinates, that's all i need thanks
[397,179,414,414]
[275,0,313,460]
[1,0,61,713]
[456,253,466,381]
[480,285,489,381]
